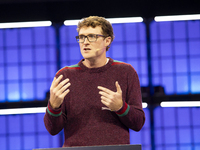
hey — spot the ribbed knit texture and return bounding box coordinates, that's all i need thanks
[44,57,145,147]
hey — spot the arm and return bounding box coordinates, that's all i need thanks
[44,101,67,135]
[116,65,145,131]
[98,65,145,131]
[44,74,71,135]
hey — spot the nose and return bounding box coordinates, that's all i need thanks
[83,37,90,44]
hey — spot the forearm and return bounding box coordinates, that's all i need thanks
[116,65,145,131]
[115,101,145,131]
[44,102,65,135]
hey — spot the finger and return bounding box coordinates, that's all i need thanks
[52,75,63,88]
[58,82,71,95]
[99,91,111,98]
[116,81,122,93]
[50,77,56,89]
[56,78,70,91]
[101,95,111,102]
[98,86,113,94]
[101,98,110,107]
[60,89,70,99]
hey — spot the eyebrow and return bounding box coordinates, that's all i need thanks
[79,34,92,36]
[78,33,101,36]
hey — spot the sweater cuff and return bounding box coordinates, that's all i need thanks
[47,102,62,117]
[115,102,130,117]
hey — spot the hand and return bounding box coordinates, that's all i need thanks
[98,81,123,111]
[49,75,71,109]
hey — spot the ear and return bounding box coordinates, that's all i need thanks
[104,36,112,47]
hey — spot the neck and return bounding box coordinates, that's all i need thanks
[83,57,108,68]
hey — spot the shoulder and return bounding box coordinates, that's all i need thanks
[55,64,81,76]
[112,60,135,70]
[112,60,130,66]
[111,59,138,78]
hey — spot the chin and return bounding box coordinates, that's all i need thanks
[81,52,92,57]
[82,55,93,60]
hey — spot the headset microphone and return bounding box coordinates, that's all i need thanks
[96,48,103,51]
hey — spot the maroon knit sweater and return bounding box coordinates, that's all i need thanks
[44,58,145,147]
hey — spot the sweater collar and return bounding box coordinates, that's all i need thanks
[78,57,113,73]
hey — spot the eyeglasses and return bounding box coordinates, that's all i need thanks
[75,34,106,43]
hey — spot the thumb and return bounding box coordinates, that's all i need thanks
[116,81,122,93]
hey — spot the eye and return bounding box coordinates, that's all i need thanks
[88,34,96,39]
[79,35,85,39]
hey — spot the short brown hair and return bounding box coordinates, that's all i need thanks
[77,16,114,51]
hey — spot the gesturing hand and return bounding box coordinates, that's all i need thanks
[98,81,123,112]
[49,75,71,109]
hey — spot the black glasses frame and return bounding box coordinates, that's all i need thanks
[75,34,106,43]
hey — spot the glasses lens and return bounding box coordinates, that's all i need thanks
[78,35,85,43]
[88,34,96,42]
[76,34,99,43]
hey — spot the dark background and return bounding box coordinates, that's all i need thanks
[0,0,199,23]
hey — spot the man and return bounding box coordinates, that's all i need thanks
[44,16,145,147]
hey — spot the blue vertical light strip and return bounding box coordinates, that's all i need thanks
[3,29,8,102]
[20,115,23,149]
[45,28,49,99]
[32,28,37,100]
[122,24,127,63]
[160,107,164,149]
[135,23,141,80]
[175,107,180,148]
[54,24,62,71]
[46,27,53,92]
[146,20,154,95]
[46,27,54,99]
[66,26,71,66]
[18,29,23,102]
[54,23,64,147]
[6,115,9,150]
[35,113,39,149]
[145,18,155,150]
[189,108,195,149]
[140,23,148,86]
[157,23,162,86]
[185,22,192,93]
[171,22,177,94]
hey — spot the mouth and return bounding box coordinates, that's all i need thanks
[83,48,91,51]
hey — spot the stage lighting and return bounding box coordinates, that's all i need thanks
[64,17,143,26]
[0,21,52,29]
[154,14,200,22]
[160,101,200,107]
[142,102,148,108]
[0,107,46,115]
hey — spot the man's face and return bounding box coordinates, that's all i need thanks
[78,26,111,61]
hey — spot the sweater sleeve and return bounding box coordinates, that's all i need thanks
[43,71,68,136]
[43,101,67,135]
[115,65,145,131]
